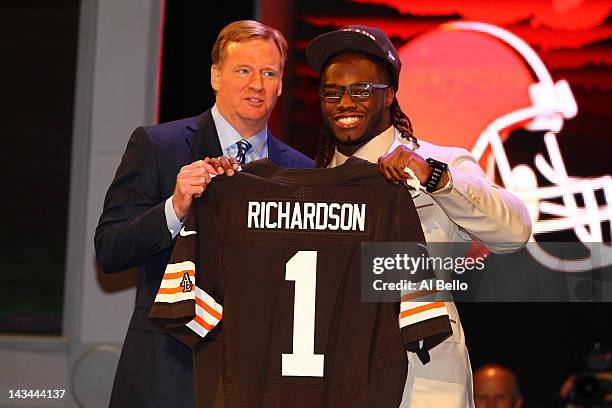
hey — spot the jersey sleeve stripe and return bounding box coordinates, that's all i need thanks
[196,296,223,321]
[183,286,223,338]
[400,306,449,328]
[195,286,223,315]
[400,300,443,313]
[164,261,196,274]
[158,278,190,289]
[193,314,215,331]
[399,301,446,318]
[186,319,208,337]
[195,303,220,328]
[186,303,220,338]
[158,286,191,295]
[162,270,195,280]
[154,285,195,303]
[154,261,197,303]
[154,292,194,303]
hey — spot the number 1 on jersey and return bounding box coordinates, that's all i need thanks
[282,251,325,377]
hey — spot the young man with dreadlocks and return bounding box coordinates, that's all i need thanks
[306,26,532,408]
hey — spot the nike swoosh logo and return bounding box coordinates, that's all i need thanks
[179,227,197,237]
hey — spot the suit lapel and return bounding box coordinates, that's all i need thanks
[267,130,289,167]
[188,109,223,161]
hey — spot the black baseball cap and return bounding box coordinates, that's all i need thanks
[306,25,401,89]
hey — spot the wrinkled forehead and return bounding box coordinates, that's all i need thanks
[220,38,283,70]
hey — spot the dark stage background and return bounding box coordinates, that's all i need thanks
[159,0,255,122]
[0,0,79,335]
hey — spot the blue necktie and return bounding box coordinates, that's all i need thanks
[235,139,252,164]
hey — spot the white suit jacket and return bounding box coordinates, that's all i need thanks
[329,127,531,408]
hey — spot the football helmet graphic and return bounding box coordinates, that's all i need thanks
[397,21,612,271]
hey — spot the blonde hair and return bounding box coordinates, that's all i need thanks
[212,20,287,69]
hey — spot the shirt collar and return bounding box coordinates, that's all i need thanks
[211,104,268,157]
[329,125,396,167]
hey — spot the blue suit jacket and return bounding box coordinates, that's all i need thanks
[95,110,313,407]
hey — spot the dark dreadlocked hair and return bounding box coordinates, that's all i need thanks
[315,56,418,168]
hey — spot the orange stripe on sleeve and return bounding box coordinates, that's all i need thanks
[196,297,222,321]
[162,270,195,280]
[194,315,214,331]
[157,286,190,295]
[399,301,446,319]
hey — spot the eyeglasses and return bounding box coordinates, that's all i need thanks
[319,82,389,103]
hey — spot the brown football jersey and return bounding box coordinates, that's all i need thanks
[149,158,451,408]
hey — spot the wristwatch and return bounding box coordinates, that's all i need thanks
[425,158,448,193]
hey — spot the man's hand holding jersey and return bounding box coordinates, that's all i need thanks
[172,148,451,221]
[172,156,240,220]
[378,145,450,192]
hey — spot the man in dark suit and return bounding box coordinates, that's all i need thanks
[95,20,312,407]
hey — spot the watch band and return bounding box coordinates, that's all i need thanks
[425,158,448,193]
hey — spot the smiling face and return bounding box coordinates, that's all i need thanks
[211,38,283,137]
[320,51,393,155]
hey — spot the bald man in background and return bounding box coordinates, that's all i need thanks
[474,364,523,408]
